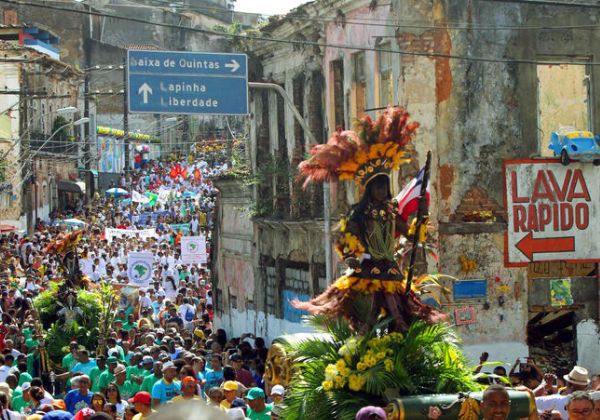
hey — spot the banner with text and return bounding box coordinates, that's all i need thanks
[181,235,207,264]
[170,223,191,234]
[105,228,157,243]
[127,252,154,287]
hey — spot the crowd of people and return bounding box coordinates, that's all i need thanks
[0,152,598,420]
[0,156,282,419]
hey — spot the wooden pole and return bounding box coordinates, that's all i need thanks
[404,151,432,295]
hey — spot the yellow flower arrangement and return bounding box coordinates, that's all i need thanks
[348,374,367,391]
[322,330,405,393]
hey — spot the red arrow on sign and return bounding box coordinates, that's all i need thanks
[515,232,575,261]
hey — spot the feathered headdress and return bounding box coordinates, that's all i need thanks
[298,107,419,188]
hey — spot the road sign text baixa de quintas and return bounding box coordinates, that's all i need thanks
[504,160,599,267]
[127,50,248,115]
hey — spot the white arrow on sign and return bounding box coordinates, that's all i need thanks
[224,59,240,73]
[138,83,153,104]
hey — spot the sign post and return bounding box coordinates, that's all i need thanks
[127,50,248,115]
[504,159,599,267]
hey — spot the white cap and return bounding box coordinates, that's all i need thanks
[226,408,248,420]
[270,384,285,396]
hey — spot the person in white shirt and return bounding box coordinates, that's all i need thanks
[0,356,11,383]
[178,297,196,330]
[138,289,152,310]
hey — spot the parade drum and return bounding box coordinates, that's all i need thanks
[386,390,535,420]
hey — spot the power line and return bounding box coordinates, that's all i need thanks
[4,0,600,66]
[123,0,600,31]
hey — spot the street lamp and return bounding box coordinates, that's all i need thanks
[56,106,79,115]
[17,117,90,175]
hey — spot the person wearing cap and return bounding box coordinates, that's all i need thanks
[64,375,92,414]
[220,381,238,411]
[170,376,201,403]
[96,357,118,394]
[113,365,135,401]
[269,385,284,405]
[12,381,29,413]
[245,388,272,420]
[151,361,180,406]
[536,366,591,419]
[129,392,155,420]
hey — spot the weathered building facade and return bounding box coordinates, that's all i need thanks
[0,38,81,231]
[214,0,600,373]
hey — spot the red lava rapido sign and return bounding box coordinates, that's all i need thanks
[504,159,599,267]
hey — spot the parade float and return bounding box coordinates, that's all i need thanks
[268,108,535,419]
[32,230,117,362]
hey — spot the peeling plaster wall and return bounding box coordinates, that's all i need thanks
[577,319,600,374]
[439,232,529,363]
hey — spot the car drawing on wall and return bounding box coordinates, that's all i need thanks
[549,128,600,166]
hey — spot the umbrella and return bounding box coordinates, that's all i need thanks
[62,218,87,227]
[182,191,196,198]
[106,188,129,197]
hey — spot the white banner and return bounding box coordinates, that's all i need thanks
[127,251,154,287]
[181,235,207,264]
[105,228,156,243]
[132,190,150,204]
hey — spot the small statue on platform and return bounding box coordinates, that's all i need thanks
[294,107,443,332]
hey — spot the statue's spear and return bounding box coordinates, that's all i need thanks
[404,151,432,295]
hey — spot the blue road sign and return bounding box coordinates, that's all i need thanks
[127,50,248,116]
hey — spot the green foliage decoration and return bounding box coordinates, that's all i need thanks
[280,316,482,420]
[33,281,108,361]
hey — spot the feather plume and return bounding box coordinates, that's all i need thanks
[297,107,419,188]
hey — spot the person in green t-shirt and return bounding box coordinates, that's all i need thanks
[126,354,147,395]
[62,341,80,372]
[16,363,32,386]
[97,356,118,393]
[140,361,163,394]
[114,364,136,401]
[246,387,273,420]
[106,338,125,361]
[90,355,107,393]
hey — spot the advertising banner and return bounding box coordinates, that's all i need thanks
[504,159,599,266]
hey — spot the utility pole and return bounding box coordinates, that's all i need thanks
[83,72,91,203]
[20,67,32,234]
[123,56,130,176]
